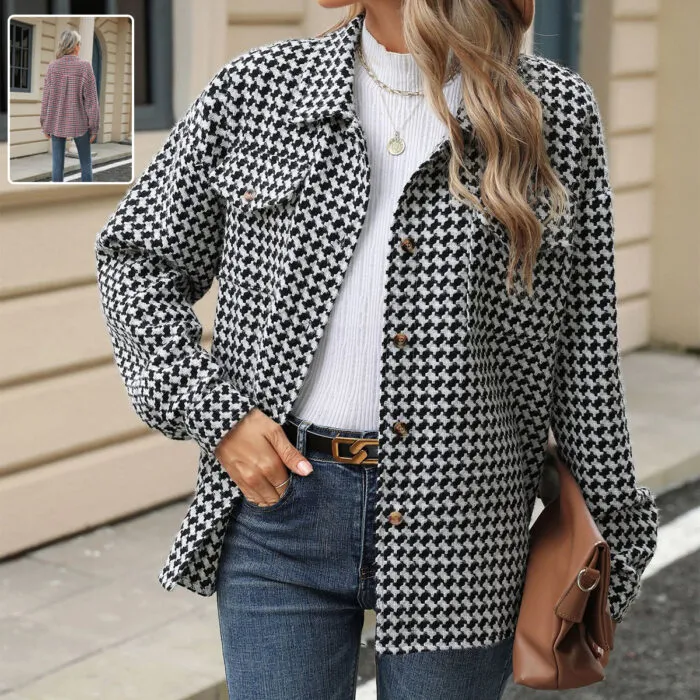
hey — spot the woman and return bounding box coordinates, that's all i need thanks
[94,2,659,698]
[41,29,99,182]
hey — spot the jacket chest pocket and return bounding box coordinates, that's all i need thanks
[214,163,312,293]
[469,211,573,343]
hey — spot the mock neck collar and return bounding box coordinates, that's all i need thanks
[287,10,476,138]
[359,21,423,93]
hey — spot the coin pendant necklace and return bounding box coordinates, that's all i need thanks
[384,92,424,155]
[356,42,460,157]
[388,135,404,156]
[382,92,424,156]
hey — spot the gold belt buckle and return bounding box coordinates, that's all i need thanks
[331,435,379,464]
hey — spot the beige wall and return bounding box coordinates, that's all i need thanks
[650,0,700,348]
[0,1,694,560]
[7,17,56,158]
[579,0,699,353]
[8,15,132,159]
[580,0,659,352]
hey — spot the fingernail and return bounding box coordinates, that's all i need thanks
[298,460,313,475]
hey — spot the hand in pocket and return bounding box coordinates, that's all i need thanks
[214,407,314,506]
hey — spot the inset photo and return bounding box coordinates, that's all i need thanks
[7,14,133,184]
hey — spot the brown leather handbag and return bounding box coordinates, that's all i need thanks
[512,440,618,689]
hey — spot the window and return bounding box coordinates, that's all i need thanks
[532,0,582,72]
[110,0,174,129]
[10,20,33,92]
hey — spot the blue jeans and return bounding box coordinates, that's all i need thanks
[51,129,92,182]
[215,412,514,699]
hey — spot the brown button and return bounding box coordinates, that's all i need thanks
[393,332,408,348]
[242,188,257,201]
[392,420,408,437]
[400,237,416,254]
[388,510,403,526]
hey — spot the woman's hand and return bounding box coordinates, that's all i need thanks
[214,407,314,506]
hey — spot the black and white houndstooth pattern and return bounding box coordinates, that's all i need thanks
[94,11,659,656]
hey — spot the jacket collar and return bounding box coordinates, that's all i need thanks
[286,9,474,139]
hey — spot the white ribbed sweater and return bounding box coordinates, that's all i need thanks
[290,21,464,431]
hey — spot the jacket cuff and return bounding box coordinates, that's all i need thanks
[606,490,660,623]
[183,377,259,456]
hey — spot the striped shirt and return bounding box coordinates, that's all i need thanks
[40,54,100,139]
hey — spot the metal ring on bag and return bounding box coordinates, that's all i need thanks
[577,568,600,592]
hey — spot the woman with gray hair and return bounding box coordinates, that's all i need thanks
[40,29,100,182]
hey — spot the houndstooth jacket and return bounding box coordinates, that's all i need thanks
[94,11,659,656]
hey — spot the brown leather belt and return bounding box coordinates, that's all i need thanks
[282,420,379,465]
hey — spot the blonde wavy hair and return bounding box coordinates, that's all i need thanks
[56,29,81,59]
[321,1,570,296]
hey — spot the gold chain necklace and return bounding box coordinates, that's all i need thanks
[356,42,461,155]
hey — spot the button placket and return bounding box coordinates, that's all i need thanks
[387,222,418,538]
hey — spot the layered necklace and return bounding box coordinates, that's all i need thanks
[355,40,461,156]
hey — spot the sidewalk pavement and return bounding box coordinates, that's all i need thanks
[0,347,698,700]
[8,142,133,183]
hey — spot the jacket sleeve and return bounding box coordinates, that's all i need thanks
[83,64,100,136]
[548,84,659,624]
[94,63,258,456]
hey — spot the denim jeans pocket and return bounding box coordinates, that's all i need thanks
[240,469,296,513]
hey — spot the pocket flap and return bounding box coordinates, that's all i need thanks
[212,161,312,209]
